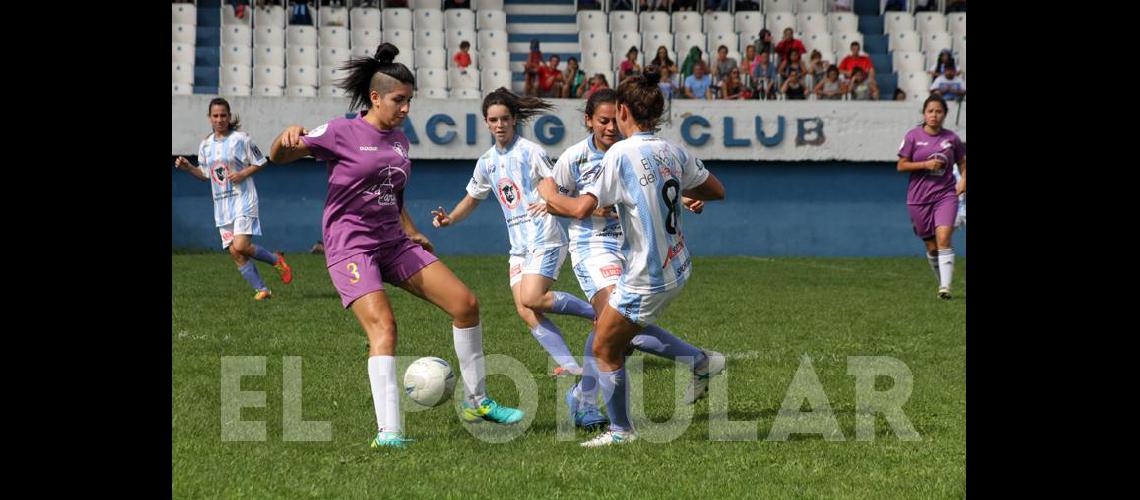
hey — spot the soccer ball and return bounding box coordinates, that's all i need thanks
[404,357,457,407]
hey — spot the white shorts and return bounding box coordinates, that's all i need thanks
[218,215,261,249]
[607,282,685,327]
[571,251,625,301]
[508,245,567,288]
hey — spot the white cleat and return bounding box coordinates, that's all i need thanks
[580,430,637,448]
[684,350,727,404]
[938,287,952,300]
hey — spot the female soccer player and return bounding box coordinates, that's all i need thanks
[536,88,726,433]
[268,44,524,449]
[896,94,967,299]
[174,97,292,300]
[537,69,726,447]
[431,88,598,379]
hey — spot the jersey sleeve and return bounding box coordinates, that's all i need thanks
[678,144,710,190]
[581,150,624,210]
[300,121,337,161]
[898,131,916,161]
[244,134,269,167]
[551,149,577,196]
[465,157,493,200]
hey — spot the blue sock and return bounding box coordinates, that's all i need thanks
[630,325,707,368]
[550,291,596,320]
[239,261,267,291]
[531,318,580,371]
[597,366,632,433]
[579,329,599,409]
[251,245,279,265]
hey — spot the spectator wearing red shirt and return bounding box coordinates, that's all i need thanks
[524,39,543,96]
[773,27,806,66]
[536,54,564,97]
[838,41,875,79]
[453,41,472,71]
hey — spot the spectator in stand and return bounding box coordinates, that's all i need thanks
[683,61,714,100]
[781,69,807,100]
[838,41,874,79]
[562,56,588,98]
[524,39,543,96]
[711,45,738,86]
[814,65,847,100]
[927,49,956,82]
[619,46,642,83]
[453,41,473,71]
[848,67,880,100]
[806,49,829,89]
[650,46,678,76]
[778,49,808,88]
[720,67,751,100]
[774,27,806,66]
[740,44,757,76]
[679,46,704,82]
[754,29,774,60]
[895,87,908,100]
[584,73,610,99]
[929,65,966,101]
[536,54,565,98]
[751,48,777,100]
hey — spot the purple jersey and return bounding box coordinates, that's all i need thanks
[302,112,413,266]
[898,126,966,205]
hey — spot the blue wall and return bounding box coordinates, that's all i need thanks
[171,159,965,257]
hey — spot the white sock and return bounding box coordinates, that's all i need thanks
[937,248,955,290]
[367,356,401,433]
[453,323,487,406]
[927,251,940,281]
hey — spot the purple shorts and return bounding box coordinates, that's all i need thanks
[327,238,439,308]
[908,193,959,240]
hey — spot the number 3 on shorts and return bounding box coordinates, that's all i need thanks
[347,262,361,284]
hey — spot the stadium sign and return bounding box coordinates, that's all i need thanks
[173,96,965,162]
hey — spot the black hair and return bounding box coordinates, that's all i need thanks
[338,43,416,112]
[481,87,554,125]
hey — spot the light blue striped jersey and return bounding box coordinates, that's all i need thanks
[552,135,624,263]
[581,132,710,294]
[466,136,567,256]
[196,131,266,226]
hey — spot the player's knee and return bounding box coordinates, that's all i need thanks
[592,340,622,365]
[231,240,252,255]
[515,303,534,321]
[360,314,398,340]
[455,292,480,323]
[520,292,544,312]
[228,245,244,261]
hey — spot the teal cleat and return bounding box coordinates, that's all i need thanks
[461,397,524,425]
